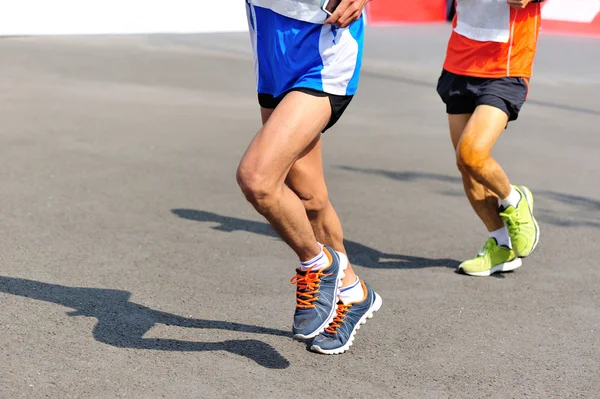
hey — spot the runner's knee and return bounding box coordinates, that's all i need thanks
[456,142,489,175]
[236,164,277,212]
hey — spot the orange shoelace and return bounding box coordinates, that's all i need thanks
[325,302,351,334]
[290,268,333,309]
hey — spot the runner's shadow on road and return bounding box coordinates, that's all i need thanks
[336,166,600,230]
[171,209,459,270]
[0,276,291,369]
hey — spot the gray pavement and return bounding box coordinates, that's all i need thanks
[0,24,599,398]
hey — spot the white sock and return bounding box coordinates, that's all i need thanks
[490,226,511,248]
[299,245,330,271]
[338,277,364,305]
[499,186,521,209]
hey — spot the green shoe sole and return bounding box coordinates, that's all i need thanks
[459,257,523,277]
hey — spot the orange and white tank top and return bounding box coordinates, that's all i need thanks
[443,0,542,78]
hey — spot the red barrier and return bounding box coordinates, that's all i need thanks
[541,0,600,37]
[365,0,600,38]
[367,0,447,24]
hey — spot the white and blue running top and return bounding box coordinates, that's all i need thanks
[246,0,364,99]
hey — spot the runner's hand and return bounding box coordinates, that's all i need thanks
[507,0,531,8]
[325,0,370,29]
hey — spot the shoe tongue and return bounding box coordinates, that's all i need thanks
[478,238,497,256]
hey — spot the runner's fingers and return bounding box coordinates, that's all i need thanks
[324,0,351,25]
[338,2,362,28]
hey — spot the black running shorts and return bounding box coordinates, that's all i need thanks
[436,69,529,122]
[258,87,353,133]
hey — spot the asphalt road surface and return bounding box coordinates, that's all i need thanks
[0,25,599,398]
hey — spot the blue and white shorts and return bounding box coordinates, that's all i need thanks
[246,1,364,130]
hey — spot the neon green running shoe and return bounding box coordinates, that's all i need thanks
[458,238,522,277]
[499,185,540,258]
